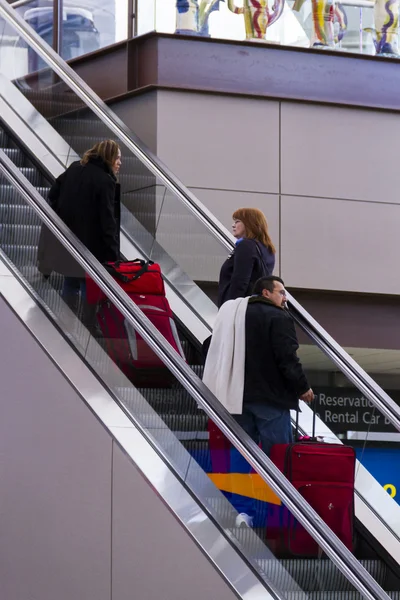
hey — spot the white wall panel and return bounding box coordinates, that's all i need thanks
[157,90,280,193]
[112,91,158,152]
[281,103,400,204]
[0,297,112,600]
[281,195,400,294]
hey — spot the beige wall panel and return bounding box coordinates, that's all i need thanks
[111,443,239,600]
[281,195,400,294]
[193,188,281,276]
[111,91,158,152]
[157,90,280,193]
[0,297,112,600]
[281,103,400,204]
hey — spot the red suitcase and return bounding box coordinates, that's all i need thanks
[97,292,186,387]
[86,259,165,304]
[268,421,356,556]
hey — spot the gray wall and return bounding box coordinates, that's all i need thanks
[129,89,397,295]
[0,295,238,600]
[112,92,158,154]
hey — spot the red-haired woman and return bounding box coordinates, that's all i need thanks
[218,207,276,307]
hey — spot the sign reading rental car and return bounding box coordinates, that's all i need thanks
[314,388,397,433]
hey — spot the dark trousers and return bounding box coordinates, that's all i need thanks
[231,402,293,518]
[62,276,98,333]
[62,276,86,304]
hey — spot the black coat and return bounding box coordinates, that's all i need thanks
[38,157,120,277]
[244,296,309,410]
[218,238,275,307]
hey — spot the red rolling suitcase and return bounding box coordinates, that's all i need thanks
[96,292,185,387]
[268,410,356,557]
[85,259,185,386]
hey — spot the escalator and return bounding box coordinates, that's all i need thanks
[0,141,395,600]
[1,2,400,598]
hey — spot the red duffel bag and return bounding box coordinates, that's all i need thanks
[86,259,165,304]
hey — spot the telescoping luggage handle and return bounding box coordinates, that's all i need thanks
[295,400,317,441]
[104,259,155,285]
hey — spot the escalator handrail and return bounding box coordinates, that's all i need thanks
[1,0,400,434]
[0,149,391,600]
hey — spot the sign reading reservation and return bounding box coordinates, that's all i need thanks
[314,388,398,433]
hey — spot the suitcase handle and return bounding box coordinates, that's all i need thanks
[295,401,316,441]
[113,258,154,268]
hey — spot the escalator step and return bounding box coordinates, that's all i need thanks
[191,365,204,377]
[137,387,200,413]
[257,558,390,593]
[280,593,399,599]
[0,203,42,226]
[0,129,10,146]
[2,244,38,265]
[181,439,209,452]
[0,183,49,201]
[2,147,36,169]
[19,167,46,187]
[124,411,207,433]
[1,224,41,246]
[0,183,27,203]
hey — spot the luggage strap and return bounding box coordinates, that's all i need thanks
[255,241,269,276]
[105,259,154,284]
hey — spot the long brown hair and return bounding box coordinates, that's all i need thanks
[81,139,120,171]
[232,207,276,254]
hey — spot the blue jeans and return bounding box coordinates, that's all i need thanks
[231,402,293,518]
[62,277,86,305]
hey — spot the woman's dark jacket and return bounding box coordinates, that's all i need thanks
[244,296,309,410]
[218,238,275,307]
[38,157,120,277]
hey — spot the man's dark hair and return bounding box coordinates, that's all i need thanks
[252,276,285,295]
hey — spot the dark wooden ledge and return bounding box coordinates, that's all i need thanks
[66,32,400,113]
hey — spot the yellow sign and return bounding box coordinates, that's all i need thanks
[208,473,281,505]
[384,484,397,498]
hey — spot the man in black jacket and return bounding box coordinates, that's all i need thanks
[232,275,314,527]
